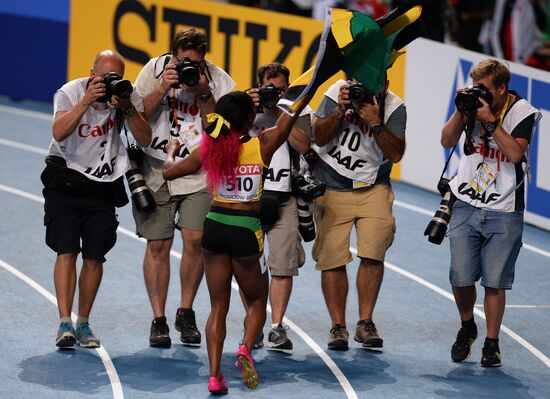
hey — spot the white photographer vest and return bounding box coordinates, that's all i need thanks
[449,98,541,212]
[313,80,403,185]
[49,78,144,182]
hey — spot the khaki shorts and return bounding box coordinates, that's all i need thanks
[312,184,396,271]
[265,196,305,277]
[132,183,211,240]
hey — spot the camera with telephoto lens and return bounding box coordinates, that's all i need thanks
[126,145,155,212]
[98,72,133,103]
[256,83,281,113]
[296,196,316,242]
[424,178,456,245]
[172,57,202,88]
[454,84,493,113]
[291,172,326,203]
[348,83,377,104]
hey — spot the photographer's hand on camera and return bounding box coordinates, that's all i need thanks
[355,95,382,128]
[245,88,261,109]
[83,77,106,106]
[476,97,496,124]
[159,61,179,93]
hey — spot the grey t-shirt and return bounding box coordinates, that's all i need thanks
[313,97,406,190]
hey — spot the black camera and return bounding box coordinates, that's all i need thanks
[424,178,456,245]
[173,57,201,88]
[455,84,493,113]
[99,72,133,103]
[256,83,281,113]
[126,145,155,212]
[291,173,326,203]
[348,83,376,104]
[296,197,316,242]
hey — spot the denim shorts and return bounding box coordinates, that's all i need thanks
[448,200,523,289]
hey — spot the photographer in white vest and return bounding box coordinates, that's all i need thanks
[441,58,541,367]
[246,63,312,350]
[134,28,235,347]
[43,50,151,348]
[312,76,406,351]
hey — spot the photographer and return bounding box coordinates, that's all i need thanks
[134,28,235,347]
[245,63,312,350]
[43,50,151,348]
[312,77,406,351]
[441,59,541,367]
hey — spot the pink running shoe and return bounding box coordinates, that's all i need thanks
[235,345,259,389]
[208,375,228,395]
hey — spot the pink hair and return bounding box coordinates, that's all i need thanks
[199,129,241,193]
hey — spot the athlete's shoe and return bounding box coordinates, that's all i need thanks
[208,375,228,395]
[75,322,101,348]
[451,326,478,362]
[175,308,201,345]
[267,324,293,350]
[481,339,502,367]
[56,322,76,348]
[235,345,259,389]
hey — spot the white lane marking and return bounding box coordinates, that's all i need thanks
[0,132,549,261]
[474,304,550,309]
[0,104,53,121]
[349,248,550,369]
[0,138,48,155]
[0,184,358,399]
[0,258,124,399]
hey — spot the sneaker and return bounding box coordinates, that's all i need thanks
[75,322,101,348]
[149,316,171,348]
[267,324,293,350]
[56,322,76,348]
[235,345,259,389]
[354,320,383,350]
[175,308,201,345]
[451,326,478,362]
[254,330,264,349]
[481,339,502,367]
[208,375,228,395]
[327,324,349,351]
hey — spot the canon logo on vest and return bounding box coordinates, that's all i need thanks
[78,118,115,138]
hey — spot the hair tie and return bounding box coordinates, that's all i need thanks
[206,113,231,139]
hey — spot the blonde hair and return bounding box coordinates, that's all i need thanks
[470,59,510,89]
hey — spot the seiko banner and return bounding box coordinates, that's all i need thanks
[402,38,550,231]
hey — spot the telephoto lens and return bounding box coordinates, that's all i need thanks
[126,147,155,212]
[424,190,455,244]
[296,197,316,242]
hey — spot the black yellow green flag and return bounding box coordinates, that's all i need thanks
[282,6,422,113]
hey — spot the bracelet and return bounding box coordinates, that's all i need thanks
[123,106,136,118]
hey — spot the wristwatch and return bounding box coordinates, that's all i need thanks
[483,120,498,135]
[198,92,213,103]
[370,123,383,134]
[123,106,136,118]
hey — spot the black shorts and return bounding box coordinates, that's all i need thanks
[202,207,263,257]
[43,188,119,262]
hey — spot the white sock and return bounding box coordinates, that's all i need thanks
[76,316,88,327]
[60,316,72,325]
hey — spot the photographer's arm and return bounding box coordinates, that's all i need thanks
[125,111,152,147]
[441,110,465,148]
[141,63,178,120]
[373,127,406,163]
[162,141,202,180]
[288,124,310,154]
[313,87,349,147]
[52,77,105,141]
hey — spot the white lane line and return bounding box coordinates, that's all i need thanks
[0,258,124,399]
[349,248,550,369]
[474,304,550,309]
[0,104,53,121]
[2,136,549,261]
[0,184,358,399]
[0,138,48,155]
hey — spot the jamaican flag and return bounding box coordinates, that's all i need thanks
[282,6,422,113]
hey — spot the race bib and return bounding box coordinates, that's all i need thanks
[216,163,263,202]
[178,122,202,153]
